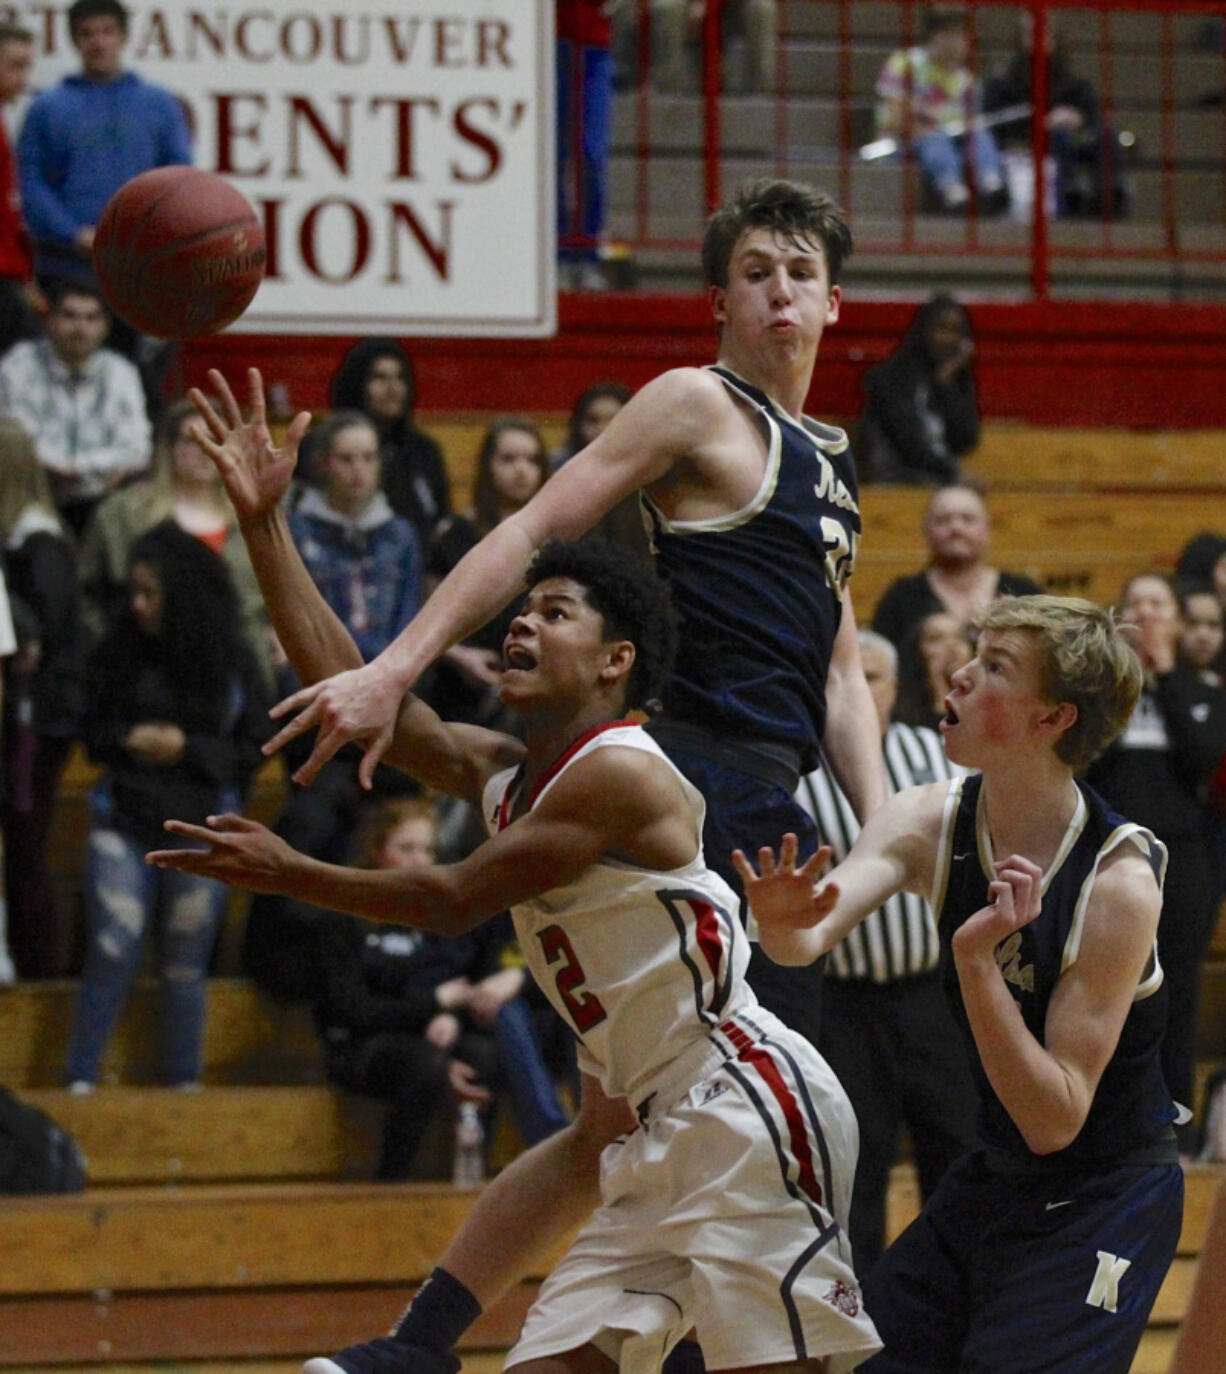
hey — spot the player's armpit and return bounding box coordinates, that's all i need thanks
[513,368,726,545]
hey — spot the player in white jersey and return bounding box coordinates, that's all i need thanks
[148,518,881,1374]
[482,720,757,1105]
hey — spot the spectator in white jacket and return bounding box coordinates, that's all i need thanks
[0,279,150,535]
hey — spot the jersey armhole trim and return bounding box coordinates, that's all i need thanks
[930,775,965,918]
[645,368,782,534]
[1060,823,1168,1001]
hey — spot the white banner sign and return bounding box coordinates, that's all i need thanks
[8,0,557,336]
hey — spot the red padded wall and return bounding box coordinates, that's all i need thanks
[184,297,1226,427]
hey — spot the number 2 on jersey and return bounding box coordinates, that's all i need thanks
[538,924,608,1034]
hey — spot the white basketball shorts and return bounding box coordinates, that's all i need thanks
[505,1010,882,1374]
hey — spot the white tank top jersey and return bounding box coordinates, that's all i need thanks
[482,722,757,1105]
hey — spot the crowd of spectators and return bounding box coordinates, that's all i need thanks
[577,0,1127,289]
[0,0,1222,1215]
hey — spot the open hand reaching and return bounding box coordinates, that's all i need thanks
[731,833,838,931]
[187,367,312,525]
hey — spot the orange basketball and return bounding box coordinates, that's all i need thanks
[92,167,266,339]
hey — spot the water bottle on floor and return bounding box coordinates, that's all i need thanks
[453,1102,485,1187]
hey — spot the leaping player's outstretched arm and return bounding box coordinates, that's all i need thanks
[150,739,689,940]
[259,366,729,789]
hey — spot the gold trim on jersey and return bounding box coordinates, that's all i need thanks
[1061,822,1168,1003]
[643,365,855,535]
[930,774,966,918]
[974,784,1088,904]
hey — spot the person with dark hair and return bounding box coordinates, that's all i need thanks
[742,594,1184,1374]
[0,22,42,356]
[1178,584,1224,685]
[467,418,552,540]
[984,11,1127,220]
[1176,533,1226,680]
[0,417,84,978]
[186,173,887,1374]
[78,395,272,683]
[16,0,192,287]
[552,382,646,558]
[875,5,1007,214]
[328,338,451,550]
[890,608,974,732]
[1085,571,1226,1152]
[0,279,150,536]
[62,521,271,1090]
[427,417,551,729]
[551,382,632,471]
[855,293,980,485]
[150,398,883,1371]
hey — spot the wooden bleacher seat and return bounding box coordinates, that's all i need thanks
[0,978,322,1089]
[421,412,1226,503]
[0,1179,546,1367]
[969,425,1226,493]
[854,483,1222,615]
[17,1085,382,1185]
[0,1165,1217,1371]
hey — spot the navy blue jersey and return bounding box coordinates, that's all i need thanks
[644,365,860,773]
[935,774,1176,1166]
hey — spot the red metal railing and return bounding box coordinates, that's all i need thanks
[608,0,1226,299]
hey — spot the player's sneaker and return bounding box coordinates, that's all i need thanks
[303,1338,460,1374]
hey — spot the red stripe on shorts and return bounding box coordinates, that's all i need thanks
[723,1021,823,1206]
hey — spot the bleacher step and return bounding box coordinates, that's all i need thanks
[1,1168,1218,1369]
[0,979,322,1089]
[17,1086,381,1185]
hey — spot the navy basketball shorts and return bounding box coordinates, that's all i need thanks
[860,1147,1185,1374]
[659,748,826,1050]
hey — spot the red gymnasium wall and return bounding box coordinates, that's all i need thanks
[184,297,1226,429]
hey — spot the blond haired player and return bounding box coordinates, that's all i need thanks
[737,596,1183,1374]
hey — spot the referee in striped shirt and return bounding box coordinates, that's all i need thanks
[797,628,978,1276]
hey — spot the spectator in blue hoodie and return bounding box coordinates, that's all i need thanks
[289,411,423,666]
[17,0,192,287]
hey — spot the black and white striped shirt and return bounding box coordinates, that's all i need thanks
[796,722,964,983]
